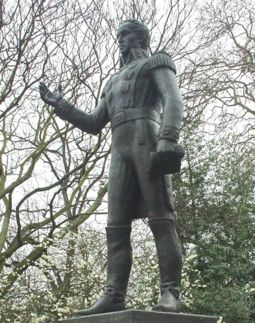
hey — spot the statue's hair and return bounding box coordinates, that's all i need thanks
[118,19,150,49]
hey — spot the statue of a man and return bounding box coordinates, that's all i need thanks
[40,19,184,316]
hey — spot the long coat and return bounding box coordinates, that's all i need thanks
[54,49,178,221]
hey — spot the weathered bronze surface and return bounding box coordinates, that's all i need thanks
[40,20,184,317]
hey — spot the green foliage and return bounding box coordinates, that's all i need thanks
[175,132,255,323]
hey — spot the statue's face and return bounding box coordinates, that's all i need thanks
[117,23,141,55]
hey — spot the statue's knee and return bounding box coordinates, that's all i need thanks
[107,214,131,227]
[148,210,174,222]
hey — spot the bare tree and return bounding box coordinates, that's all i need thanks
[179,0,255,151]
[0,0,114,300]
[0,0,254,321]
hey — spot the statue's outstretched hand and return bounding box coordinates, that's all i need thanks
[148,139,184,181]
[39,82,63,108]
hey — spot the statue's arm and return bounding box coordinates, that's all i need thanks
[54,97,109,135]
[39,82,109,135]
[147,53,184,178]
[151,67,183,145]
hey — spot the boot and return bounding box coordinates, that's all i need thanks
[149,218,182,312]
[75,225,132,316]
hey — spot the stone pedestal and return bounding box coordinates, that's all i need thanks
[60,310,218,323]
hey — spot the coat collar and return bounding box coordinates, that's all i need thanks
[120,48,149,68]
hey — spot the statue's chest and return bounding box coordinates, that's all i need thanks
[104,61,146,115]
[111,63,138,90]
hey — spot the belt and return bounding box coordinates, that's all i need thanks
[111,109,161,130]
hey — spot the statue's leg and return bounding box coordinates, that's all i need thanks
[133,143,182,312]
[75,154,135,316]
[75,225,132,316]
[149,218,182,312]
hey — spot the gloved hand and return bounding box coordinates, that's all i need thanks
[148,139,184,181]
[39,82,63,108]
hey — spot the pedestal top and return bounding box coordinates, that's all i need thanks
[60,309,218,323]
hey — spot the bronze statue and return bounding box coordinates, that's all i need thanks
[40,19,184,316]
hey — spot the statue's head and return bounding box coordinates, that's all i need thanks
[117,20,150,55]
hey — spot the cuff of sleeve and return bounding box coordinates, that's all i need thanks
[158,126,180,142]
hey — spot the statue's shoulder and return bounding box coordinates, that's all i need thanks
[146,51,176,74]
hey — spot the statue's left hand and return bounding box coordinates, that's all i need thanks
[157,138,176,154]
[148,139,184,181]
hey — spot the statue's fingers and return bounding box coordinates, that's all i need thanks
[58,83,63,96]
[39,82,45,93]
[39,84,47,98]
[175,144,185,158]
[39,82,49,95]
[39,82,47,91]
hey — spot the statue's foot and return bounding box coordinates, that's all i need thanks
[152,291,181,313]
[74,293,125,316]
